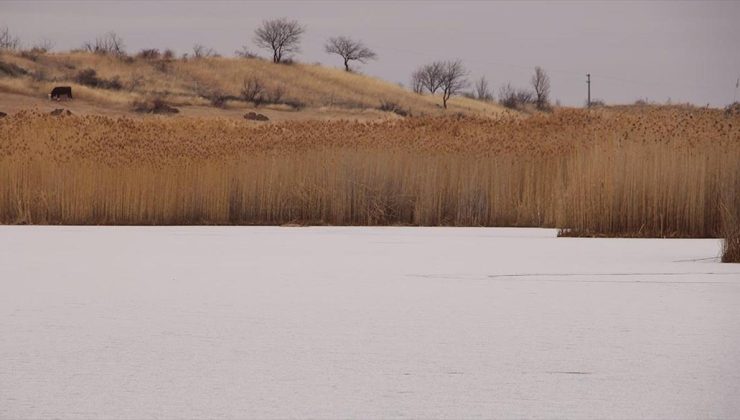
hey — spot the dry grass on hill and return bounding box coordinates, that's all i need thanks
[0,51,507,118]
[1,106,737,237]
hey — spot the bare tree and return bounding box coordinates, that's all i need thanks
[499,83,535,110]
[516,89,535,105]
[439,60,468,109]
[411,62,445,95]
[192,44,206,58]
[241,77,265,105]
[82,32,126,56]
[192,44,219,59]
[498,83,517,108]
[475,76,493,101]
[137,48,161,60]
[254,17,305,63]
[31,39,54,53]
[419,62,445,95]
[531,66,551,110]
[410,69,425,94]
[98,31,124,56]
[162,49,176,60]
[0,25,21,51]
[235,45,258,59]
[411,61,467,104]
[324,36,377,72]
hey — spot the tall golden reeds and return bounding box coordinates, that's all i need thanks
[720,175,740,262]
[721,211,740,263]
[1,107,738,237]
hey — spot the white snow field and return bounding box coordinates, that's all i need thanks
[1,226,739,419]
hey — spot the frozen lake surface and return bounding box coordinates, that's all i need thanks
[1,226,739,419]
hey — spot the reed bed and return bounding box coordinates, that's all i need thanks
[1,107,738,237]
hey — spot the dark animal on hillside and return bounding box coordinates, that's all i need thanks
[50,86,72,100]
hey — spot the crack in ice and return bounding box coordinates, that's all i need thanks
[408,272,740,284]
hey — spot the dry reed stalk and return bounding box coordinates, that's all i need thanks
[721,214,740,263]
[720,176,740,262]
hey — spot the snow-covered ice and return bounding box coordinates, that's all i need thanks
[1,226,739,419]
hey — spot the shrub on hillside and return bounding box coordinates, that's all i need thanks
[235,46,259,59]
[0,60,28,77]
[74,68,122,90]
[589,99,606,107]
[196,83,230,108]
[241,77,265,105]
[240,78,303,109]
[137,49,161,60]
[132,97,179,114]
[378,100,410,117]
[74,69,98,85]
[280,98,305,110]
[263,85,304,109]
[162,49,176,60]
[634,98,651,106]
[725,102,740,117]
[19,50,39,61]
[192,44,219,59]
[210,94,229,108]
[0,25,20,51]
[499,83,535,110]
[81,32,126,57]
[20,41,52,61]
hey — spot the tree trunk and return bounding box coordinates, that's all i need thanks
[344,59,350,72]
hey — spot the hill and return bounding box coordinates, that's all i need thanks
[0,50,509,120]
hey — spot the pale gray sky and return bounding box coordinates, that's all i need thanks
[2,0,739,106]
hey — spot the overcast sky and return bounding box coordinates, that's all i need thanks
[2,1,739,106]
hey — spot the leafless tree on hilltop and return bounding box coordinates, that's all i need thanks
[531,66,551,110]
[325,36,377,72]
[254,18,305,63]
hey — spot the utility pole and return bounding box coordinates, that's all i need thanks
[587,74,591,108]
